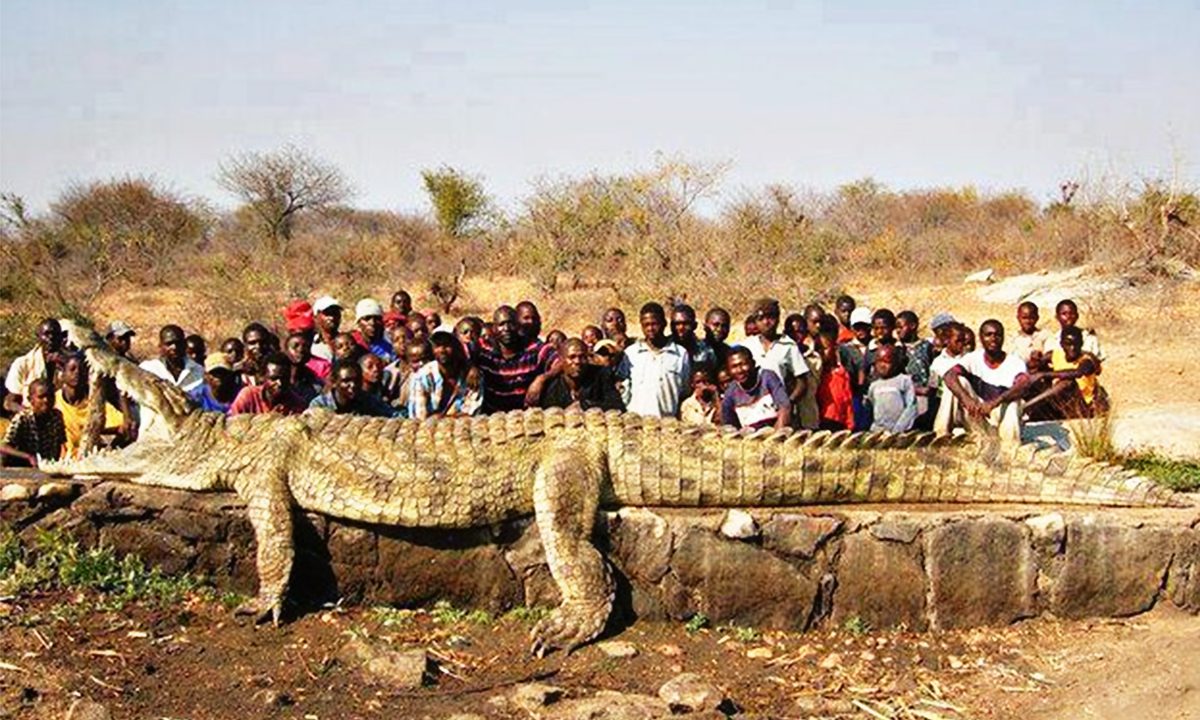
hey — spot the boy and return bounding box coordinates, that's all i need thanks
[720,347,790,430]
[680,368,721,426]
[1011,301,1051,370]
[865,344,918,433]
[189,355,241,414]
[1025,326,1107,419]
[838,307,873,430]
[1046,299,1103,362]
[56,353,126,457]
[897,310,934,427]
[816,316,854,431]
[1,379,66,467]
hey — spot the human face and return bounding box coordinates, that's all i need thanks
[221,339,243,366]
[406,316,429,346]
[425,313,441,334]
[390,327,411,358]
[671,311,696,342]
[980,323,1004,355]
[244,330,268,362]
[1018,305,1039,334]
[640,311,666,344]
[333,334,356,361]
[407,343,430,370]
[819,334,839,363]
[871,317,895,342]
[431,341,456,368]
[186,336,206,364]
[160,328,186,365]
[285,334,312,365]
[716,368,732,391]
[581,326,601,349]
[805,309,824,340]
[261,362,290,402]
[108,333,132,356]
[62,356,85,390]
[897,316,918,343]
[962,328,976,353]
[784,315,805,344]
[874,345,897,379]
[494,309,520,349]
[332,367,360,408]
[704,311,730,343]
[517,305,541,341]
[316,307,341,335]
[1056,303,1078,329]
[391,291,412,315]
[727,352,755,387]
[456,320,478,348]
[756,310,779,338]
[562,342,588,379]
[945,329,965,356]
[29,383,53,414]
[358,315,384,343]
[835,299,855,327]
[360,354,384,384]
[852,324,871,345]
[37,320,63,354]
[1061,334,1083,362]
[546,330,567,349]
[602,308,626,338]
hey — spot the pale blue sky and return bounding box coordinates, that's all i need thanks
[2,0,1197,214]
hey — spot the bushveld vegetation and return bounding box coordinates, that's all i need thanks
[2,149,1198,363]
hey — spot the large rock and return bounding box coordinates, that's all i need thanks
[374,531,520,612]
[672,529,818,628]
[607,508,674,583]
[337,638,429,688]
[762,514,842,558]
[544,690,671,720]
[832,533,927,630]
[927,520,1035,629]
[1051,519,1174,618]
[658,672,725,712]
[1168,529,1200,613]
[98,524,195,576]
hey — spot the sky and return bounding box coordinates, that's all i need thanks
[2,0,1197,215]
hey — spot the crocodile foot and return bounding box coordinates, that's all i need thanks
[234,595,284,626]
[529,602,608,657]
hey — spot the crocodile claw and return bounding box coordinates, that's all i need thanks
[234,595,283,626]
[529,604,605,657]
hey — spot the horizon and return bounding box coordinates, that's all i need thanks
[2,1,1198,215]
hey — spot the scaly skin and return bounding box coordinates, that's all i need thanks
[43,321,1188,653]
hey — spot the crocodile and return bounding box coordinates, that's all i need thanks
[41,321,1187,654]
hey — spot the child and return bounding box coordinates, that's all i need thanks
[838,307,873,430]
[720,348,790,430]
[680,368,721,426]
[1025,326,1106,419]
[221,337,245,370]
[816,316,854,431]
[1,379,66,467]
[897,310,934,427]
[928,322,967,401]
[1047,299,1103,362]
[1011,301,1051,370]
[865,344,918,433]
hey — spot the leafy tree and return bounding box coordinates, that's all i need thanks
[420,166,494,238]
[217,145,353,245]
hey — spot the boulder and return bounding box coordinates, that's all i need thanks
[98,524,195,576]
[607,508,674,582]
[927,519,1035,629]
[1051,519,1174,618]
[672,529,818,628]
[338,638,429,689]
[596,640,638,658]
[870,518,922,544]
[1168,529,1200,613]
[0,483,32,502]
[832,533,927,630]
[762,514,842,558]
[719,509,759,539]
[658,672,726,713]
[374,533,520,612]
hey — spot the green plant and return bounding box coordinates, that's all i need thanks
[370,606,416,628]
[684,612,710,635]
[1123,453,1200,492]
[728,625,760,643]
[421,166,496,238]
[843,615,871,636]
[1068,412,1119,462]
[505,606,551,624]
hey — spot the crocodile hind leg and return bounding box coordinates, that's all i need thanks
[530,438,614,656]
[233,459,296,625]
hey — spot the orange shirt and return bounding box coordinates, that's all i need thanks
[817,363,855,431]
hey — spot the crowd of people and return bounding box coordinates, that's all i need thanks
[1,288,1107,467]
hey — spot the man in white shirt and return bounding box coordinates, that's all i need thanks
[4,318,64,414]
[736,298,811,427]
[617,303,691,418]
[138,324,204,439]
[936,319,1031,445]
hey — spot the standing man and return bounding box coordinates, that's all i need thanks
[703,307,732,369]
[138,324,205,439]
[352,298,398,363]
[737,298,810,427]
[4,318,64,414]
[617,302,691,418]
[474,306,557,413]
[670,304,717,374]
[311,296,342,362]
[538,339,624,412]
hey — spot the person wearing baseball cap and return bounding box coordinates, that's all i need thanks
[311,296,342,362]
[105,321,138,361]
[351,298,396,363]
[187,354,241,414]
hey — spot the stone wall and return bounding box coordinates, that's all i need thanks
[4,477,1197,630]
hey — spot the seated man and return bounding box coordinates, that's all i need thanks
[309,361,396,417]
[538,338,624,412]
[936,319,1031,444]
[1,379,65,467]
[188,355,242,414]
[229,353,308,416]
[720,347,791,431]
[1024,326,1107,419]
[679,368,721,426]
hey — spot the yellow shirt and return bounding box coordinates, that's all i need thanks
[1049,349,1097,405]
[55,389,124,457]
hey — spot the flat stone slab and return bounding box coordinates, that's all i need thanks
[5,473,1197,632]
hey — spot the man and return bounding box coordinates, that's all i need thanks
[703,307,732,369]
[311,296,342,362]
[4,318,64,414]
[189,355,241,414]
[539,339,624,412]
[240,322,274,385]
[102,320,140,440]
[721,347,791,430]
[309,361,395,417]
[139,325,205,439]
[56,353,125,457]
[737,298,810,427]
[670,304,717,373]
[105,321,138,362]
[229,353,307,416]
[516,300,543,343]
[617,302,691,418]
[0,379,65,467]
[352,298,398,363]
[474,305,557,413]
[938,319,1031,445]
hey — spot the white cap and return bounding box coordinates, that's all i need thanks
[313,296,342,313]
[849,308,873,327]
[355,298,384,320]
[106,320,136,338]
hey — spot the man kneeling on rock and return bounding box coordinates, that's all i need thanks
[936,319,1031,445]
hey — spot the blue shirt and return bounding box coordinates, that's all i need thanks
[188,384,232,414]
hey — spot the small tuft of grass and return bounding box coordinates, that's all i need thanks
[725,625,760,643]
[429,600,492,626]
[504,606,551,624]
[684,612,710,635]
[1123,453,1200,493]
[843,615,871,636]
[370,606,416,628]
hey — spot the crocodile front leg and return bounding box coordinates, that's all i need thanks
[529,437,614,656]
[233,461,296,625]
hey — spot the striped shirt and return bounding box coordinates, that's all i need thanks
[474,340,557,413]
[2,408,66,464]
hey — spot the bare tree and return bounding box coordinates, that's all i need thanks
[217,145,353,245]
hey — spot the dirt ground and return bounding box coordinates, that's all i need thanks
[1,591,1196,720]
